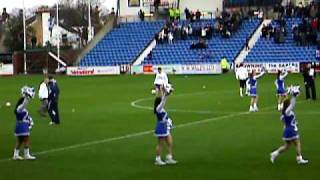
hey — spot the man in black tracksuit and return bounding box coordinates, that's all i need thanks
[48,76,60,124]
[303,64,316,100]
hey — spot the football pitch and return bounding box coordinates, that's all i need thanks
[0,74,319,180]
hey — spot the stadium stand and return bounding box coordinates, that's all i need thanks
[142,19,261,65]
[79,21,164,66]
[245,18,317,63]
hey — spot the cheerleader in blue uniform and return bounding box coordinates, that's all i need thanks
[246,69,266,112]
[270,86,308,164]
[275,70,288,111]
[154,84,177,166]
[12,86,36,160]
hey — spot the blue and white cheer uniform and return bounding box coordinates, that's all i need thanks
[281,97,299,141]
[154,96,173,137]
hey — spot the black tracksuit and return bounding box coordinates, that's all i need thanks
[48,81,60,124]
[303,67,316,100]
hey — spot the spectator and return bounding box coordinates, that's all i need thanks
[220,56,230,73]
[261,24,268,38]
[48,76,60,125]
[201,27,206,38]
[154,0,160,13]
[188,24,193,35]
[184,8,191,20]
[38,77,49,117]
[245,37,250,51]
[169,8,175,21]
[110,7,115,15]
[303,63,317,100]
[168,32,173,44]
[174,8,181,20]
[215,8,221,20]
[1,8,9,22]
[190,38,207,49]
[195,9,201,21]
[138,9,145,21]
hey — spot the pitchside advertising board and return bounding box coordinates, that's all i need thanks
[66,66,120,76]
[132,64,222,74]
[243,62,300,73]
[0,53,14,75]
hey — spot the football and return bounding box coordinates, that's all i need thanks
[5,102,11,107]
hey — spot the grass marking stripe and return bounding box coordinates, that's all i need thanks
[0,109,250,163]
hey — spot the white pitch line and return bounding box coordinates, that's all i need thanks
[0,93,308,163]
[0,106,257,163]
[131,90,236,114]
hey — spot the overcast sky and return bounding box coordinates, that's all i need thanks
[0,0,117,13]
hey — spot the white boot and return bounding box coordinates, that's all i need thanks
[24,148,36,160]
[254,104,258,112]
[296,156,308,164]
[270,151,279,164]
[249,106,254,112]
[155,156,166,166]
[165,154,177,165]
[240,88,243,97]
[12,149,24,160]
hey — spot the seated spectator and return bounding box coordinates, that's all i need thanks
[188,24,193,36]
[261,24,268,38]
[201,27,206,38]
[205,26,213,39]
[190,38,207,49]
[214,21,220,34]
[221,26,231,38]
[215,8,221,20]
[168,32,174,44]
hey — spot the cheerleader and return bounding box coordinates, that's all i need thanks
[270,86,308,164]
[13,86,36,160]
[154,84,177,166]
[275,70,288,111]
[154,67,168,97]
[247,69,266,112]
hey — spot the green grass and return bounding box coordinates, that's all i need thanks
[0,74,319,180]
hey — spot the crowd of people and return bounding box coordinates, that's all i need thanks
[154,8,247,48]
[261,2,320,45]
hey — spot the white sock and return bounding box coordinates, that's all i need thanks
[280,103,284,109]
[24,148,30,157]
[240,88,243,96]
[277,104,281,110]
[254,103,258,109]
[166,154,173,160]
[296,155,303,161]
[156,156,161,161]
[14,149,20,156]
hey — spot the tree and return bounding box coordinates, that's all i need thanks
[3,11,35,51]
